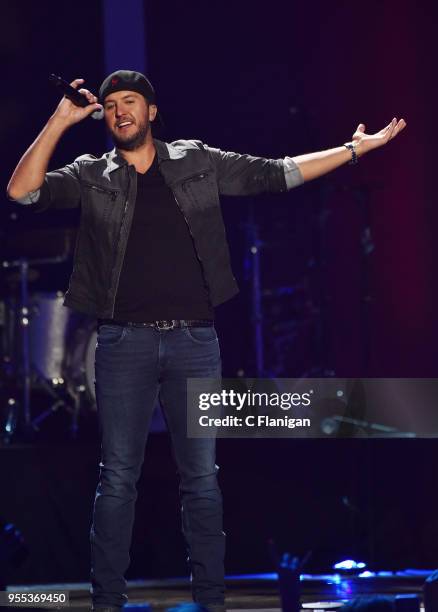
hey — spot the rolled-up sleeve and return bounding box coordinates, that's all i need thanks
[283,157,304,190]
[204,141,304,196]
[12,188,42,205]
[8,161,81,212]
[206,143,303,196]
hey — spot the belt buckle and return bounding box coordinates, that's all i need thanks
[155,320,176,330]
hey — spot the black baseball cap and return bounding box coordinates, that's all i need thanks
[99,70,156,104]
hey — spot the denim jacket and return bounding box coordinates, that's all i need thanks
[14,138,303,317]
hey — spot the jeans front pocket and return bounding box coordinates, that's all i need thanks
[97,324,129,347]
[184,326,218,345]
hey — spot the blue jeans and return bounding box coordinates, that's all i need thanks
[90,323,224,608]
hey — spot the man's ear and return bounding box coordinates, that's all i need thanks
[149,104,158,122]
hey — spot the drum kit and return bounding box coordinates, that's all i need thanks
[0,226,98,442]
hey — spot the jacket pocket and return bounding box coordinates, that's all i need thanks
[82,182,120,224]
[181,171,219,210]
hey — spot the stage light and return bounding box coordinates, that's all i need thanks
[334,559,367,571]
[358,571,376,578]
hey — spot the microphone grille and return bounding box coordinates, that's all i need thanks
[91,107,104,120]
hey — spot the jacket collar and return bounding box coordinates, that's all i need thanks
[105,138,185,174]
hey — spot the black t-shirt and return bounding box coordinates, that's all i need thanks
[114,154,214,321]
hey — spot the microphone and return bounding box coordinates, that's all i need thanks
[49,74,104,120]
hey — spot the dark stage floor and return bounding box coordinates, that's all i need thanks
[4,571,429,611]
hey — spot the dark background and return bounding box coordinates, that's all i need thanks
[1,0,438,585]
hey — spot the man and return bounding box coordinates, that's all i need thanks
[6,70,406,611]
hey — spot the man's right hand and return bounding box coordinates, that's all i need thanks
[7,78,102,201]
[51,78,103,128]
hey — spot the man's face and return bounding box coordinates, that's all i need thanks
[103,90,157,151]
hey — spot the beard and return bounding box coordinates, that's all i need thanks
[111,118,150,151]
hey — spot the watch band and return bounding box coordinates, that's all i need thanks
[344,142,358,165]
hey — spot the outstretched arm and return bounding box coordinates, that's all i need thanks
[290,117,407,183]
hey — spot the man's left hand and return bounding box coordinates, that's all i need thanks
[353,117,407,157]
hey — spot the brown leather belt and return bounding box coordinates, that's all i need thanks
[98,318,214,330]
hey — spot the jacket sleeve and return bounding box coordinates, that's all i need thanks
[9,160,82,213]
[205,145,304,197]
